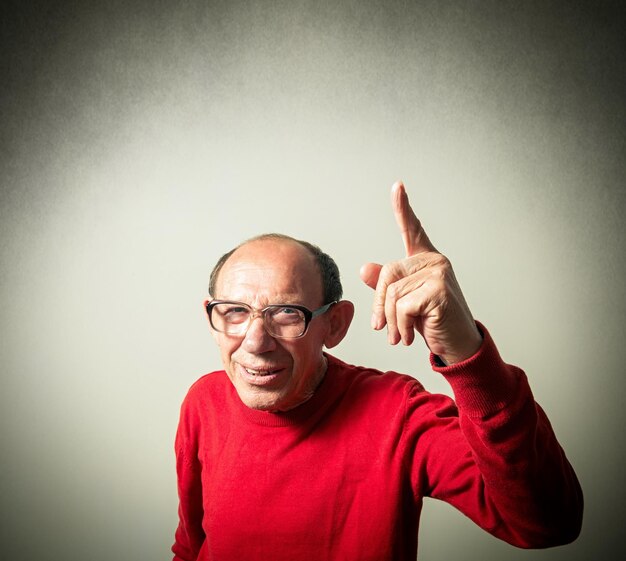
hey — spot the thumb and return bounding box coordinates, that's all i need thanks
[359,262,383,290]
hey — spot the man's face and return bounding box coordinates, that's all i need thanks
[208,239,331,412]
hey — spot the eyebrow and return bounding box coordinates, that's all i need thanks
[212,297,309,307]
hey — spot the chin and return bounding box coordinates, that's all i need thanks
[246,400,278,411]
[240,390,284,411]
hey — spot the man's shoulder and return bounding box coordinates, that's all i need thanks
[324,354,439,431]
[327,354,426,399]
[182,370,231,407]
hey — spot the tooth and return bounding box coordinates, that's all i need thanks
[246,368,271,375]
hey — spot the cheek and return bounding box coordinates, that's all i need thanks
[288,342,322,369]
[214,334,239,361]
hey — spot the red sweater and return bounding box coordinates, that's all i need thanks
[172,325,582,560]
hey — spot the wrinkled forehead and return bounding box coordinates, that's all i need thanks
[214,239,323,305]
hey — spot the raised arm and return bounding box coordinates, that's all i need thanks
[361,181,583,547]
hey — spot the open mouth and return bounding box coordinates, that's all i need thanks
[244,367,280,376]
[238,363,286,385]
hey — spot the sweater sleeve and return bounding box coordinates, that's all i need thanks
[172,390,206,561]
[406,322,583,548]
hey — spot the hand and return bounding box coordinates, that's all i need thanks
[359,181,482,365]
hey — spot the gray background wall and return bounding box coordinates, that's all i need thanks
[1,1,624,560]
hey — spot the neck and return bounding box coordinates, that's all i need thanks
[274,355,328,412]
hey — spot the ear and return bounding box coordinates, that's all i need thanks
[324,300,355,349]
[203,297,218,341]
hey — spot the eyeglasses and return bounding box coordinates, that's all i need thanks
[206,300,336,339]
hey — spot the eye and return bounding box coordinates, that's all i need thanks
[270,306,304,324]
[214,304,249,323]
[225,306,248,314]
[280,307,298,314]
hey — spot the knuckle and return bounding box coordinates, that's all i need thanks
[437,254,452,271]
[430,255,452,278]
[396,296,414,315]
[386,282,401,301]
[429,266,446,281]
[378,262,392,278]
[379,262,400,283]
[427,276,447,294]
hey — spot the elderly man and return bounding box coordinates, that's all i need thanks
[172,182,583,561]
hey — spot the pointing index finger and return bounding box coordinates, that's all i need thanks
[391,181,437,256]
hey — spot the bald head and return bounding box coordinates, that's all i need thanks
[209,234,343,304]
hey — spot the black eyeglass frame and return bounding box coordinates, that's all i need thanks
[205,300,337,339]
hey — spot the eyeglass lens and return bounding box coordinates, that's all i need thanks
[210,303,307,338]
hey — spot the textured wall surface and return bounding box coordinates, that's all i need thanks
[1,1,624,560]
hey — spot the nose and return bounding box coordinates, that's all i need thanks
[242,315,277,354]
